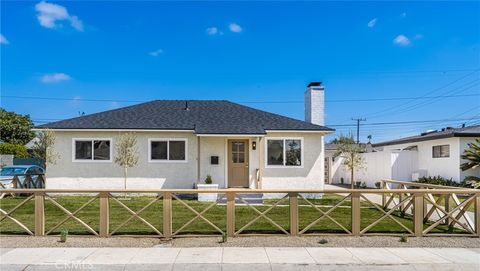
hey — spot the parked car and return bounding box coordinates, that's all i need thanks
[0,165,45,189]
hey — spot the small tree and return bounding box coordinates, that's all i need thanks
[32,129,60,170]
[0,108,35,145]
[460,138,480,188]
[334,134,366,189]
[114,132,139,191]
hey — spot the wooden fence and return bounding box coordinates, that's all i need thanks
[0,187,478,238]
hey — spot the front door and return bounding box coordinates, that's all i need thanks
[228,140,249,188]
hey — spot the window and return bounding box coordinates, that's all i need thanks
[149,139,187,162]
[432,145,449,158]
[73,139,111,162]
[266,138,303,167]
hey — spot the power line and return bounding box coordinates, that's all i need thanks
[328,117,480,127]
[1,92,478,105]
[362,70,480,119]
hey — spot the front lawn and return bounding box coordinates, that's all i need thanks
[0,194,465,235]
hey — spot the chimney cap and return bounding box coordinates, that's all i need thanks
[307,82,322,87]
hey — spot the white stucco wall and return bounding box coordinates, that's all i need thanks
[261,132,325,195]
[47,131,198,189]
[47,131,324,190]
[198,136,261,188]
[328,136,480,185]
[382,137,462,182]
[329,150,417,187]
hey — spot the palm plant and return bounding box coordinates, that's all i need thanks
[461,138,480,189]
[460,138,480,171]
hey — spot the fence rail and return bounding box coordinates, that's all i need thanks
[0,187,478,238]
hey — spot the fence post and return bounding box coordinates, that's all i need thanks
[289,192,298,236]
[444,194,451,225]
[351,192,360,236]
[475,193,480,237]
[34,192,44,236]
[414,192,424,237]
[226,192,235,238]
[99,192,109,237]
[163,192,172,239]
[381,181,385,209]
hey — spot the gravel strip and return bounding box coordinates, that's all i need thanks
[1,235,479,248]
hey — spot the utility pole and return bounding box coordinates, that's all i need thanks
[351,118,366,144]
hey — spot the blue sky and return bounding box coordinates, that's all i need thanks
[1,1,479,142]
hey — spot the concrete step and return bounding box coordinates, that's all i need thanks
[217,193,264,205]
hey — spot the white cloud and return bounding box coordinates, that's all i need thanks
[206,27,218,35]
[0,34,8,44]
[229,23,242,33]
[149,49,163,57]
[393,34,411,46]
[35,1,84,31]
[41,73,71,83]
[367,18,377,28]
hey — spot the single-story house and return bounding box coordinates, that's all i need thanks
[327,125,480,186]
[37,82,334,190]
[371,125,480,183]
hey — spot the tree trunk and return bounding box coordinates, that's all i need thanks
[124,167,128,198]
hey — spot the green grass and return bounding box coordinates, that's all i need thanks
[0,194,466,236]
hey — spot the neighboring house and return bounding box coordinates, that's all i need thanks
[37,82,334,190]
[327,125,480,186]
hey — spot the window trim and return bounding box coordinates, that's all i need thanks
[72,138,113,163]
[148,138,188,163]
[432,144,450,158]
[264,137,304,168]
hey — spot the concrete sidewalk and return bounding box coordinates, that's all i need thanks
[1,247,479,270]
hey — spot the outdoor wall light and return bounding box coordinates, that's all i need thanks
[252,141,257,150]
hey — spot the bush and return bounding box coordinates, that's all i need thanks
[414,176,470,188]
[375,182,381,189]
[205,175,213,184]
[0,143,29,158]
[464,176,480,189]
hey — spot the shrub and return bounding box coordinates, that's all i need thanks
[60,228,68,243]
[355,181,361,188]
[360,182,367,189]
[375,182,381,189]
[464,176,480,189]
[414,176,465,187]
[399,234,408,243]
[340,177,344,185]
[0,143,29,158]
[205,175,213,184]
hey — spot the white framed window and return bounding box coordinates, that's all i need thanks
[148,138,188,163]
[72,138,112,162]
[432,144,450,158]
[265,137,303,168]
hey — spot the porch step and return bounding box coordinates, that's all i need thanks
[217,193,264,205]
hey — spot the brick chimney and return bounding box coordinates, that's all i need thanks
[305,82,325,126]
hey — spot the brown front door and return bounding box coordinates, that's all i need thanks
[228,140,249,188]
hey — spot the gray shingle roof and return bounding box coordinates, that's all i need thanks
[372,125,480,147]
[38,100,334,134]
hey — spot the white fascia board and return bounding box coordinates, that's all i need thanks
[32,128,195,133]
[265,130,333,134]
[196,134,265,137]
